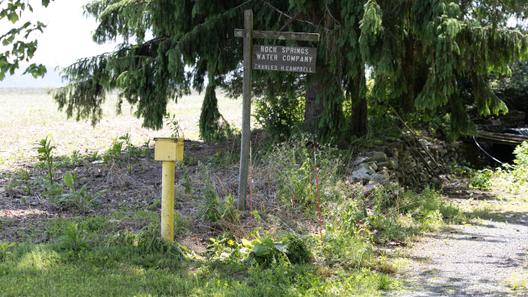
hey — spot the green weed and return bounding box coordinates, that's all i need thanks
[166,113,184,139]
[179,163,193,195]
[0,242,16,262]
[221,194,240,224]
[200,180,222,222]
[6,169,31,195]
[37,137,55,184]
[56,150,84,168]
[507,271,528,292]
[206,232,311,268]
[265,137,342,212]
[48,171,93,212]
[55,223,90,256]
[103,137,124,163]
[198,167,240,224]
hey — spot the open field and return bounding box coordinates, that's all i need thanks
[0,88,243,169]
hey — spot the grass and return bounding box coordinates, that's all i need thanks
[0,214,400,297]
[449,152,528,222]
[0,256,394,297]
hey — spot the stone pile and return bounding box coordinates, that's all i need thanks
[348,133,460,191]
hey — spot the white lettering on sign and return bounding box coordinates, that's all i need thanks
[256,53,278,61]
[260,45,278,53]
[281,47,310,55]
[282,55,313,63]
[253,45,317,73]
[253,63,279,71]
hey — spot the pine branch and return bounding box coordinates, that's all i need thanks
[262,1,319,29]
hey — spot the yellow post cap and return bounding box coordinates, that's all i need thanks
[154,137,184,161]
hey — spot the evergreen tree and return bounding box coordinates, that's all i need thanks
[54,0,528,141]
[360,0,528,134]
[0,0,52,80]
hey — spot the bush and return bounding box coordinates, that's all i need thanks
[469,169,494,191]
[205,232,311,268]
[513,141,528,185]
[281,233,312,264]
[255,95,304,140]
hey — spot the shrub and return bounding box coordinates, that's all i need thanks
[513,141,528,185]
[469,169,494,191]
[255,95,304,140]
[205,232,311,268]
[280,233,312,264]
[248,236,289,267]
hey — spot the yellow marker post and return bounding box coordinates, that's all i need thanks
[161,160,175,240]
[154,137,184,241]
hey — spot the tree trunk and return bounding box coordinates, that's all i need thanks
[350,70,368,137]
[401,36,416,115]
[304,70,325,132]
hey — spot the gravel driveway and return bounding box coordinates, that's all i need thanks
[393,211,528,297]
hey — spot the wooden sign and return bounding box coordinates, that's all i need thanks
[253,45,317,73]
[234,10,320,210]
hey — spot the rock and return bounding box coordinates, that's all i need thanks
[387,160,398,170]
[368,151,388,162]
[350,163,385,184]
[353,156,369,166]
[363,181,382,195]
[350,164,373,181]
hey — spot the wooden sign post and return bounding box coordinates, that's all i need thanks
[235,9,320,210]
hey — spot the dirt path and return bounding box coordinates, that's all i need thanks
[394,208,528,296]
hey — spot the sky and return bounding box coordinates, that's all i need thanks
[0,0,117,88]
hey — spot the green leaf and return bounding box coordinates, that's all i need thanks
[63,171,75,189]
[252,243,271,257]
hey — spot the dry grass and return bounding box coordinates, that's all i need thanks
[0,88,243,169]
